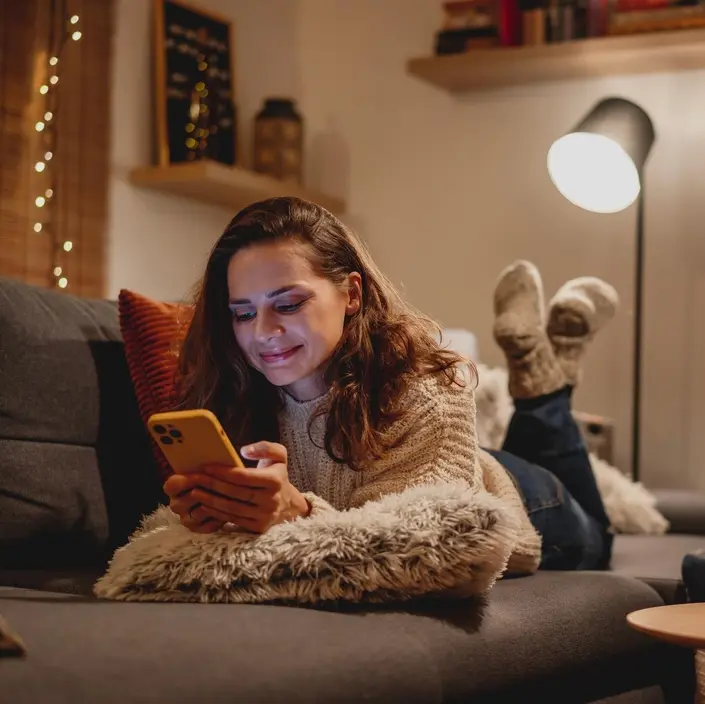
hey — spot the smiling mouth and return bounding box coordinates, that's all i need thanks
[260,346,302,364]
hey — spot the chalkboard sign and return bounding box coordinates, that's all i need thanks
[154,0,237,166]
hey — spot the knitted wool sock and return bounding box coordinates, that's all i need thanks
[493,261,566,399]
[546,277,619,387]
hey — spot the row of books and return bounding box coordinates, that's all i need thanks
[434,0,705,52]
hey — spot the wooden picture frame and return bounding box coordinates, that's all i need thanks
[153,0,237,167]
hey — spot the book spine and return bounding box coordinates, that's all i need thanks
[499,0,523,44]
[608,12,705,31]
[523,7,547,42]
[611,3,705,20]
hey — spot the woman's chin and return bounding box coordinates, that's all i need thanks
[261,366,305,388]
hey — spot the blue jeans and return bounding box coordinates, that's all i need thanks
[485,386,613,570]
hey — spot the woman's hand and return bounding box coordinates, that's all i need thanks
[166,442,310,535]
[163,473,226,534]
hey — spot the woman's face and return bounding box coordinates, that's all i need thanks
[227,240,361,401]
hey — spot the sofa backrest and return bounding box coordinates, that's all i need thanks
[0,277,163,569]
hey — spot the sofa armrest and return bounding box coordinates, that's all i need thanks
[654,489,705,535]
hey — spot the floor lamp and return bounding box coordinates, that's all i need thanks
[546,97,656,481]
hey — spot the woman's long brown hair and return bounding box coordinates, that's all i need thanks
[174,196,474,470]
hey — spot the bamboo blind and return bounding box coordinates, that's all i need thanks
[0,0,114,298]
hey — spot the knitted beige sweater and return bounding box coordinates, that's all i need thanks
[279,371,541,575]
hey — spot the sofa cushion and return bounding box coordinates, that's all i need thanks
[118,289,192,482]
[654,489,705,535]
[0,572,693,703]
[0,278,164,568]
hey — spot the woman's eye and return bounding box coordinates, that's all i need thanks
[230,309,255,322]
[276,302,304,313]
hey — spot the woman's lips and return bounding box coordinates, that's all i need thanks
[260,346,302,364]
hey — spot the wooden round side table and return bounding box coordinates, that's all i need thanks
[627,603,705,703]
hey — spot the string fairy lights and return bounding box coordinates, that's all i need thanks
[33,9,82,290]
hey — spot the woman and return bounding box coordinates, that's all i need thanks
[165,196,617,574]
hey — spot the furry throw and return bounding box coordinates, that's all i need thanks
[475,363,669,535]
[94,481,520,605]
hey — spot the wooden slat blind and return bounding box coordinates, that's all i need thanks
[0,0,113,298]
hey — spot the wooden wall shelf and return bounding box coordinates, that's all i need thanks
[407,27,705,93]
[128,161,346,214]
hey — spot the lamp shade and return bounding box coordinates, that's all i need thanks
[547,97,656,213]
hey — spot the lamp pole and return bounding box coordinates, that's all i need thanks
[547,97,655,483]
[632,185,645,482]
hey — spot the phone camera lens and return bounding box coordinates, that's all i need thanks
[169,429,183,439]
[153,424,166,435]
[160,436,174,445]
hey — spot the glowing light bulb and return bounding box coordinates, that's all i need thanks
[63,241,73,252]
[39,85,49,95]
[35,121,45,132]
[45,189,54,198]
[34,223,43,233]
[35,196,46,208]
[70,15,79,24]
[49,76,59,85]
[45,111,53,121]
[35,162,46,173]
[58,277,68,289]
[54,266,63,277]
[45,151,53,160]
[49,56,59,66]
[547,133,641,214]
[72,31,82,41]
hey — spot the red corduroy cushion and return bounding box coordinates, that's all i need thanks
[118,289,193,482]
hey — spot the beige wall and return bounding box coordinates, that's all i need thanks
[107,0,301,302]
[108,0,705,488]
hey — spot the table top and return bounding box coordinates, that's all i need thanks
[627,603,705,649]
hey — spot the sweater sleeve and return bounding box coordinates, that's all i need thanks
[349,373,482,508]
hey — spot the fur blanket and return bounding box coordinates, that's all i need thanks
[94,481,520,605]
[475,364,669,535]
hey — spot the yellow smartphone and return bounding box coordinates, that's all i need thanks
[147,409,245,474]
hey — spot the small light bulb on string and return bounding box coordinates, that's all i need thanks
[35,11,85,291]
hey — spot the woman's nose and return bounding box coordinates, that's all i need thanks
[254,310,284,342]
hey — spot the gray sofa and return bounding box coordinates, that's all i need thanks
[1,276,703,703]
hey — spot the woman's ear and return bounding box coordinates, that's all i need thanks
[345,272,362,315]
